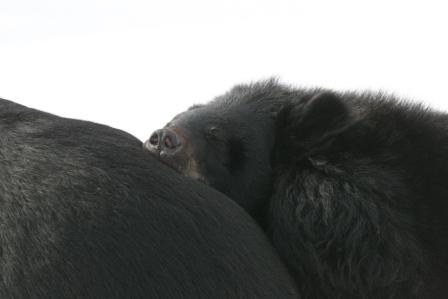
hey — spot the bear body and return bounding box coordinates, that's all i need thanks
[145,80,448,298]
[0,98,298,298]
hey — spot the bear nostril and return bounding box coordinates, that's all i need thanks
[149,132,159,146]
[163,130,181,150]
[163,135,175,149]
[164,136,172,148]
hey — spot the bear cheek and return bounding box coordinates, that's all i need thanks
[178,143,208,183]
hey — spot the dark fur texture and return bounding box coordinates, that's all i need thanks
[146,80,448,298]
[0,98,299,298]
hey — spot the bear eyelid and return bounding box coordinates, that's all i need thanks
[205,126,220,140]
[209,126,218,133]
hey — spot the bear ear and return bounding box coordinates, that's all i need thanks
[277,92,352,150]
[300,92,351,136]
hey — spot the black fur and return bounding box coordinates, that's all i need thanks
[0,98,299,298]
[146,80,448,298]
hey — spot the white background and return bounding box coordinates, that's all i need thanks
[1,0,447,141]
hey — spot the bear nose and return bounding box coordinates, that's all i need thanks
[147,128,181,151]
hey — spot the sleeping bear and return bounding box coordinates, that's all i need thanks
[144,79,448,298]
[0,98,298,298]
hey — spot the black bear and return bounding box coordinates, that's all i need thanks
[0,98,299,298]
[145,79,448,298]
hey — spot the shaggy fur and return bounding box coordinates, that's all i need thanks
[145,80,448,298]
[0,98,298,299]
